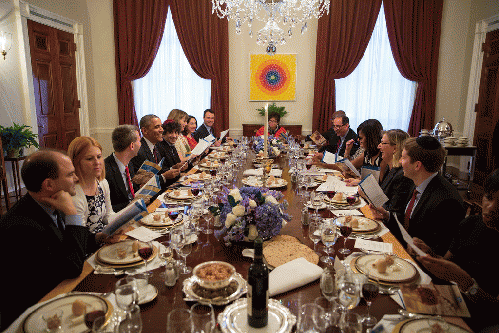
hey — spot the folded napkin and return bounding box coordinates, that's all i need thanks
[269,257,323,297]
[316,177,358,195]
[243,168,283,177]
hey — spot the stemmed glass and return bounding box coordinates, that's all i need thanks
[167,309,191,333]
[320,220,337,264]
[190,303,215,333]
[338,219,352,256]
[311,191,324,219]
[115,277,138,324]
[362,276,380,327]
[296,303,328,333]
[308,220,322,255]
[179,242,192,274]
[116,304,142,333]
[137,241,154,273]
[170,227,185,269]
[337,277,360,329]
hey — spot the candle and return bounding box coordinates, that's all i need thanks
[264,103,269,158]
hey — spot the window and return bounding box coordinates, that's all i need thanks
[335,4,416,132]
[133,8,211,124]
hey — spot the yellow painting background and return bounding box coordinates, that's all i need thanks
[250,54,296,101]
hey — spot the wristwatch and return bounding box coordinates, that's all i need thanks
[463,278,479,296]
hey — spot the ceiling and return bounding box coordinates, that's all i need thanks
[0,1,14,23]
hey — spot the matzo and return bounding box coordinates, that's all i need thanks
[263,236,319,268]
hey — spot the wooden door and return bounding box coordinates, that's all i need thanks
[473,29,499,186]
[27,20,80,151]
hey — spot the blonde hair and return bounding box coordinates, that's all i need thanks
[167,109,189,123]
[67,136,105,182]
[384,129,409,167]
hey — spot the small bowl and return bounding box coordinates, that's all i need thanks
[192,261,236,290]
[42,309,63,331]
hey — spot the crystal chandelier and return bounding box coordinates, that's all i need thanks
[212,0,330,55]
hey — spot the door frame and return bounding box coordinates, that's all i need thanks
[462,13,499,172]
[13,0,90,143]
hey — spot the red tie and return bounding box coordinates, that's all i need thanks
[153,146,160,164]
[336,139,341,153]
[404,189,418,230]
[125,166,135,198]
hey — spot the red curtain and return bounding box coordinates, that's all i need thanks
[313,0,382,132]
[384,0,444,136]
[170,0,229,136]
[113,0,169,126]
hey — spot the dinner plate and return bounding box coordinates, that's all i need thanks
[140,212,184,228]
[166,188,199,200]
[218,298,296,333]
[183,273,247,306]
[199,161,221,169]
[241,177,288,188]
[334,216,380,233]
[207,152,227,159]
[96,241,159,267]
[22,294,112,333]
[354,254,418,284]
[305,201,327,210]
[395,318,471,333]
[138,284,158,305]
[181,172,212,184]
[324,193,360,205]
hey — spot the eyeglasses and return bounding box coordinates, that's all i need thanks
[380,141,392,145]
[332,124,346,129]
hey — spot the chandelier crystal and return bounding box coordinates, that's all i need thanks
[212,0,330,55]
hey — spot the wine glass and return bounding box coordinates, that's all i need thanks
[296,303,328,333]
[170,227,185,269]
[338,278,360,328]
[362,277,380,327]
[116,304,142,333]
[308,220,322,255]
[314,297,340,331]
[179,242,192,274]
[191,182,201,197]
[167,309,191,333]
[190,303,215,333]
[115,277,138,322]
[137,241,154,273]
[311,191,324,218]
[84,311,106,332]
[159,240,173,263]
[91,315,107,332]
[338,219,352,255]
[320,221,337,264]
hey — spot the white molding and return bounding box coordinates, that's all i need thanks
[14,0,90,138]
[461,13,499,172]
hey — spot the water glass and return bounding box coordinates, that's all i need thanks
[167,308,191,333]
[116,304,142,333]
[190,303,215,333]
[296,303,328,333]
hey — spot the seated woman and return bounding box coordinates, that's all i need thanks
[413,168,499,332]
[184,115,198,150]
[376,129,413,213]
[255,112,287,139]
[162,109,191,162]
[68,137,114,233]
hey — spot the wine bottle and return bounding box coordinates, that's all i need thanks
[247,237,269,328]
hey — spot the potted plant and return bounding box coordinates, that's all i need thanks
[257,102,287,118]
[0,123,39,158]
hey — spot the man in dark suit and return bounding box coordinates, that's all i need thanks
[0,150,107,330]
[104,125,142,211]
[193,109,225,147]
[129,114,184,190]
[322,115,359,157]
[379,136,465,257]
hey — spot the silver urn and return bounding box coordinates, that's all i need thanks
[433,118,453,138]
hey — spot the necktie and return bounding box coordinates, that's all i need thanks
[336,139,341,153]
[153,146,160,164]
[404,189,418,230]
[125,166,135,198]
[54,210,65,231]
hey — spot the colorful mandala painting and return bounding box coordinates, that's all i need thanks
[250,54,296,101]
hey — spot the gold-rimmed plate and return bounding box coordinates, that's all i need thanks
[395,318,471,333]
[22,293,113,333]
[199,161,221,169]
[241,177,288,188]
[183,273,247,306]
[334,216,380,234]
[324,193,360,205]
[354,254,418,284]
[166,188,198,200]
[96,240,158,266]
[139,212,184,228]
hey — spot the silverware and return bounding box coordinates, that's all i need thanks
[398,309,440,320]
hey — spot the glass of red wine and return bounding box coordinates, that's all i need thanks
[362,278,380,327]
[339,221,352,255]
[84,310,106,332]
[168,210,179,222]
[346,196,357,206]
[137,241,154,273]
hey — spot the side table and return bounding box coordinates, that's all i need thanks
[4,155,26,202]
[443,146,477,196]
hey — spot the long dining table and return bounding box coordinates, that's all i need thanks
[33,147,471,332]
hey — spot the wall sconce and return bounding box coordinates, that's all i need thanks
[0,31,13,60]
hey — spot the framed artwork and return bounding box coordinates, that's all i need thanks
[250,54,296,101]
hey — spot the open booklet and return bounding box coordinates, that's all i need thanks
[322,151,343,164]
[101,198,148,235]
[134,175,162,203]
[401,284,470,317]
[310,130,327,146]
[358,174,388,208]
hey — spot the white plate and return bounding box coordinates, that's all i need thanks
[242,177,288,188]
[305,201,327,210]
[138,284,158,304]
[355,254,418,284]
[397,318,470,333]
[218,298,296,333]
[96,240,144,265]
[22,294,112,333]
[183,273,247,306]
[140,212,183,227]
[199,161,221,169]
[334,216,380,233]
[166,189,198,200]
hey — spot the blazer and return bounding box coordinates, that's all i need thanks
[380,166,414,214]
[0,194,97,329]
[386,174,465,256]
[192,123,212,142]
[156,140,182,188]
[105,154,135,212]
[323,128,359,157]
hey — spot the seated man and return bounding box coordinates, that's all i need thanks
[414,168,499,332]
[105,125,142,211]
[193,109,230,147]
[157,120,189,181]
[129,114,184,189]
[0,150,108,330]
[377,136,465,256]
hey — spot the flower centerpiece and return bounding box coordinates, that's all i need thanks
[253,136,284,158]
[211,186,290,246]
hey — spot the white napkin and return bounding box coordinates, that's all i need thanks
[316,177,358,195]
[243,168,283,177]
[269,257,323,296]
[371,314,407,333]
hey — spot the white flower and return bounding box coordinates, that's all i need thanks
[232,205,246,217]
[249,199,257,208]
[225,213,237,228]
[229,188,243,202]
[247,224,258,241]
[272,147,280,156]
[265,195,278,205]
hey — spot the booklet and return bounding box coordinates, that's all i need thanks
[310,130,327,146]
[338,158,361,177]
[134,175,161,202]
[358,174,389,208]
[401,284,470,317]
[138,158,163,174]
[203,133,216,142]
[361,164,381,183]
[219,129,229,140]
[191,138,211,156]
[322,151,343,164]
[394,214,427,257]
[102,199,148,235]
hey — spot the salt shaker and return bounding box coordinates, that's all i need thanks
[164,260,178,287]
[301,207,309,225]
